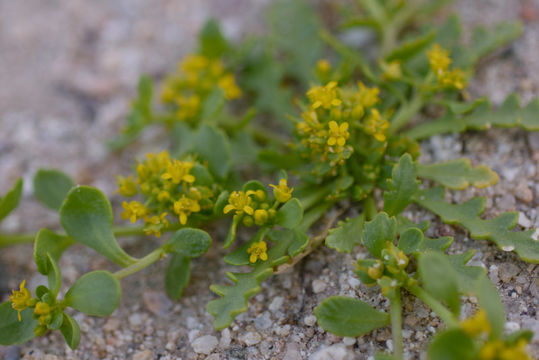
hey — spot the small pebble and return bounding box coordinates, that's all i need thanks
[220,328,231,348]
[518,212,532,228]
[269,296,284,312]
[312,279,327,293]
[498,263,520,283]
[304,315,317,327]
[191,335,218,355]
[343,337,356,346]
[311,344,355,360]
[241,331,261,346]
[132,350,152,360]
[128,313,143,327]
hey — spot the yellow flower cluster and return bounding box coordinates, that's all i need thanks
[160,54,241,125]
[247,241,268,263]
[9,280,34,321]
[460,309,532,360]
[117,150,217,236]
[426,43,467,90]
[296,80,386,170]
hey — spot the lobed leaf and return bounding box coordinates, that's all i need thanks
[325,214,364,253]
[363,212,397,259]
[207,228,307,329]
[314,296,389,337]
[398,228,423,254]
[446,251,485,295]
[383,154,419,216]
[417,159,498,190]
[405,94,539,140]
[33,169,75,210]
[414,187,539,263]
[60,186,136,267]
[275,198,303,229]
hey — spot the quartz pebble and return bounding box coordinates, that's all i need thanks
[304,315,317,327]
[312,279,327,293]
[241,331,261,346]
[191,335,218,355]
[311,344,355,360]
[132,350,152,360]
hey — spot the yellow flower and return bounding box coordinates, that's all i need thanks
[254,209,269,226]
[327,121,349,147]
[173,196,201,225]
[316,59,331,74]
[161,160,195,184]
[307,81,342,109]
[116,175,138,197]
[9,280,31,321]
[438,68,467,90]
[223,191,254,215]
[144,212,169,238]
[121,201,148,223]
[33,302,51,316]
[356,82,380,108]
[180,54,209,74]
[427,43,451,74]
[479,339,531,360]
[270,179,294,203]
[461,309,491,338]
[218,74,242,100]
[247,241,268,263]
[176,95,201,120]
[380,61,402,80]
[364,109,389,142]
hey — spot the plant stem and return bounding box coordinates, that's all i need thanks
[390,290,404,360]
[0,233,36,246]
[405,284,459,328]
[113,247,168,279]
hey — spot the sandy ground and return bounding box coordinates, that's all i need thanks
[0,0,538,359]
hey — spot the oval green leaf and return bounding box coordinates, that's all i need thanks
[314,296,390,337]
[33,169,75,210]
[60,313,81,350]
[0,301,37,345]
[166,228,212,258]
[398,228,423,254]
[64,271,121,316]
[60,186,136,267]
[34,228,74,275]
[275,198,303,229]
[165,253,191,301]
[0,178,23,223]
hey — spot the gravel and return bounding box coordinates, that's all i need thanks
[0,0,538,359]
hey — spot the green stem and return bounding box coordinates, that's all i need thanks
[405,285,459,328]
[390,290,403,360]
[389,91,424,134]
[113,247,167,279]
[0,233,35,246]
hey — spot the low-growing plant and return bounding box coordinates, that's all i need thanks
[1,0,537,358]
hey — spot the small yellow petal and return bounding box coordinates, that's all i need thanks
[244,206,254,215]
[260,252,268,261]
[223,204,235,214]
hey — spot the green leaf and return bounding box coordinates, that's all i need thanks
[428,329,476,360]
[414,187,539,263]
[0,178,23,223]
[207,228,307,329]
[325,214,364,253]
[386,31,435,62]
[275,198,303,229]
[60,313,81,350]
[193,124,231,179]
[446,251,485,294]
[417,159,498,190]
[64,271,121,316]
[60,186,136,267]
[475,275,505,338]
[46,254,62,297]
[214,190,230,216]
[198,19,229,58]
[165,253,191,301]
[398,228,423,254]
[33,228,74,275]
[0,302,37,345]
[314,296,389,337]
[223,216,239,249]
[418,251,460,315]
[383,154,419,216]
[468,22,523,67]
[224,228,268,266]
[242,180,268,197]
[201,88,225,122]
[363,212,397,258]
[166,228,212,258]
[405,94,539,140]
[33,169,75,210]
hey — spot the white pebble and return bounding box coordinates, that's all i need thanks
[304,315,317,327]
[312,279,327,293]
[220,328,231,348]
[343,337,356,346]
[269,296,284,312]
[191,335,218,354]
[518,212,532,228]
[505,322,520,332]
[241,331,261,346]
